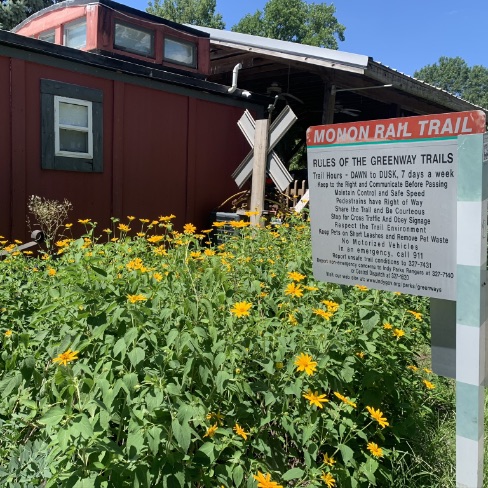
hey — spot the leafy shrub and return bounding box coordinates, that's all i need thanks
[0,215,441,487]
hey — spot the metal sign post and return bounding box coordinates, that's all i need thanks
[305,111,487,488]
[455,132,487,487]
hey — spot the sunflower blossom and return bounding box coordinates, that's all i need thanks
[203,423,218,438]
[233,423,249,440]
[127,294,147,303]
[313,308,332,320]
[333,391,357,408]
[321,472,336,487]
[230,301,252,317]
[407,310,423,321]
[294,353,318,376]
[288,271,305,281]
[323,453,336,466]
[303,390,328,408]
[393,328,405,339]
[354,285,368,291]
[53,349,79,366]
[383,322,393,329]
[285,282,303,297]
[183,223,196,234]
[253,471,283,488]
[366,406,389,428]
[367,442,383,458]
[423,379,436,390]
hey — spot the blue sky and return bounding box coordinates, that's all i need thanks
[122,0,487,76]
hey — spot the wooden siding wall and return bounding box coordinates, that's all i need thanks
[0,54,249,241]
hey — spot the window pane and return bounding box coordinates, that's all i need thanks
[65,20,86,49]
[59,129,88,153]
[39,30,55,43]
[164,38,195,66]
[114,22,154,57]
[59,102,88,127]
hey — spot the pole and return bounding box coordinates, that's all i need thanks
[249,117,270,226]
[455,132,487,487]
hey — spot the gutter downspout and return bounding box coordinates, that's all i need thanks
[228,63,242,94]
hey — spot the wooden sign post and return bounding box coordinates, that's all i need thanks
[306,111,487,487]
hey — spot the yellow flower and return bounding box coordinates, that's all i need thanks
[323,453,336,466]
[393,291,401,295]
[407,365,419,372]
[383,322,393,329]
[48,268,56,276]
[424,368,432,374]
[118,224,130,232]
[303,390,329,408]
[139,218,149,223]
[313,308,332,320]
[334,391,357,408]
[321,472,336,487]
[288,271,305,281]
[103,228,112,234]
[285,282,303,298]
[153,246,167,256]
[78,219,90,224]
[288,313,298,325]
[65,223,73,228]
[253,471,283,488]
[204,249,216,256]
[127,294,147,303]
[230,301,252,318]
[5,329,12,337]
[322,300,339,312]
[407,310,423,321]
[393,328,405,339]
[147,235,164,244]
[356,351,365,359]
[366,406,389,428]
[294,353,317,376]
[127,215,136,221]
[244,210,260,217]
[53,349,79,366]
[152,272,163,282]
[203,423,218,438]
[230,220,250,228]
[354,285,368,291]
[159,214,176,222]
[183,223,196,234]
[136,232,145,237]
[367,442,383,458]
[233,423,249,440]
[423,379,436,390]
[206,412,224,425]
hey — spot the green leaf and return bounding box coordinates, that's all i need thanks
[360,310,380,333]
[167,329,179,347]
[128,347,145,368]
[233,465,244,486]
[216,370,231,393]
[126,430,145,458]
[198,442,216,463]
[282,467,304,481]
[172,418,191,453]
[39,406,65,426]
[339,443,355,465]
[113,338,126,358]
[73,414,94,439]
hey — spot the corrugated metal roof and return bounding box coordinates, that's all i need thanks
[192,25,369,71]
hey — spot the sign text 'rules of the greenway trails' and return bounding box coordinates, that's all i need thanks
[306,110,486,300]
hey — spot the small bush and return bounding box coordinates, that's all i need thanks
[0,215,448,487]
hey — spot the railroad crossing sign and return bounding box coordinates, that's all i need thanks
[232,106,297,192]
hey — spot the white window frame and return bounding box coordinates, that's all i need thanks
[39,29,55,43]
[54,95,93,159]
[63,18,87,49]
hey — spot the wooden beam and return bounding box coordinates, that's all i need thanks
[250,118,269,226]
[322,80,336,124]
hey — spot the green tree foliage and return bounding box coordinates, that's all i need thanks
[232,0,345,49]
[414,56,488,109]
[146,0,224,29]
[0,0,54,30]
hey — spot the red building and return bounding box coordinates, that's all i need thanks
[1,0,268,241]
